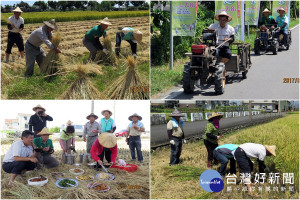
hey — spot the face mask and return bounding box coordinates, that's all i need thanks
[213,118,220,129]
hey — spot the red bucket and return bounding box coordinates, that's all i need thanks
[111,164,138,172]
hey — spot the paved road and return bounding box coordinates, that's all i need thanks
[154,26,299,100]
[151,113,283,147]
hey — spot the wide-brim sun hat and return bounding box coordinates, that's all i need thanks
[86,113,98,120]
[262,8,271,14]
[66,120,73,124]
[12,7,23,13]
[98,132,117,148]
[37,127,53,136]
[101,110,112,116]
[169,108,185,117]
[207,112,223,121]
[215,11,232,22]
[33,104,46,111]
[265,145,276,156]
[133,30,143,43]
[277,8,286,13]
[43,19,58,30]
[99,17,112,26]
[128,113,142,121]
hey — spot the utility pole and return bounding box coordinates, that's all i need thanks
[249,100,252,121]
[170,1,173,70]
[91,100,94,113]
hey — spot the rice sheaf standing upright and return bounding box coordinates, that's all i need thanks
[40,32,62,75]
[106,56,149,99]
[94,35,118,65]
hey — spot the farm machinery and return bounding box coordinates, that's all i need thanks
[182,29,252,94]
[254,25,292,55]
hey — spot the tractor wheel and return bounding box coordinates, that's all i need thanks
[183,63,195,94]
[254,39,260,55]
[242,70,248,79]
[214,64,225,95]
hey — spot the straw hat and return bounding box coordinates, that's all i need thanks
[265,145,276,156]
[215,11,232,22]
[33,104,46,111]
[12,7,23,13]
[101,109,112,116]
[277,8,286,13]
[207,112,223,121]
[86,113,98,120]
[262,8,271,14]
[128,113,142,121]
[37,127,53,136]
[99,17,112,26]
[66,120,73,124]
[43,19,58,30]
[133,30,143,43]
[98,132,117,148]
[169,108,184,117]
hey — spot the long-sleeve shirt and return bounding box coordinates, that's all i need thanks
[29,114,53,132]
[27,25,54,49]
[202,122,219,144]
[90,139,118,163]
[215,144,239,158]
[33,137,54,155]
[239,143,266,161]
[83,121,101,138]
[167,120,184,139]
[85,25,106,50]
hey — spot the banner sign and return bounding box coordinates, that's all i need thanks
[272,0,291,26]
[215,1,244,41]
[245,0,260,25]
[172,1,198,36]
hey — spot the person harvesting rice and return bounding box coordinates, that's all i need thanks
[115,27,143,58]
[24,19,61,77]
[203,112,224,168]
[5,7,25,63]
[59,120,76,162]
[90,132,118,168]
[233,143,276,195]
[83,17,111,61]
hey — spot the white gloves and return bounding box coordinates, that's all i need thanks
[183,139,187,144]
[170,140,175,145]
[103,48,109,55]
[117,159,126,167]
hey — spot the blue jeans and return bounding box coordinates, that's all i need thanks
[129,136,143,161]
[213,149,236,176]
[170,137,182,165]
[275,29,288,46]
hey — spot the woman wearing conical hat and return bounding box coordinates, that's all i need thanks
[5,7,25,63]
[90,132,118,167]
[202,112,224,168]
[167,108,186,166]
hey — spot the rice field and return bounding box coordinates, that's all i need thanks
[1,148,150,199]
[1,10,149,25]
[151,113,299,199]
[1,16,150,99]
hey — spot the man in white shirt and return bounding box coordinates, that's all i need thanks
[2,130,38,186]
[5,7,25,63]
[208,11,235,64]
[234,143,276,195]
[24,19,61,77]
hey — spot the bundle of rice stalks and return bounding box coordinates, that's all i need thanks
[40,32,62,75]
[1,70,12,87]
[105,56,149,99]
[94,35,118,66]
[59,64,105,99]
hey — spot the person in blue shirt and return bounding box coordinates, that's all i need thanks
[275,8,289,48]
[115,27,143,58]
[213,143,239,176]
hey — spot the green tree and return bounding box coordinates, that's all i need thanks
[49,126,60,133]
[48,1,58,10]
[87,0,99,11]
[16,1,30,9]
[99,1,115,11]
[33,1,48,11]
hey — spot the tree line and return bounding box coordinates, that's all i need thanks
[1,1,149,12]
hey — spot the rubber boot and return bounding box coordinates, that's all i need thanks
[207,161,212,168]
